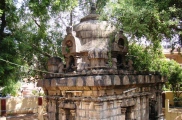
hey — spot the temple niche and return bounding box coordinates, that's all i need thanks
[38,3,166,120]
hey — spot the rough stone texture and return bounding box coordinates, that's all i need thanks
[39,74,165,88]
[6,114,38,120]
[38,4,166,120]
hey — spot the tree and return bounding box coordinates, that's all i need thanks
[100,0,182,49]
[127,42,182,106]
[0,0,78,95]
[0,0,23,95]
[167,61,182,103]
[107,0,182,103]
[126,43,164,72]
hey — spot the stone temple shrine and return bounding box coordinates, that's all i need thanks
[38,4,166,120]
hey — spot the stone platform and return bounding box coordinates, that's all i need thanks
[38,70,166,120]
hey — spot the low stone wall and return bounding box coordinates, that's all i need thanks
[0,96,46,120]
[164,91,182,106]
[6,113,38,120]
[165,99,182,120]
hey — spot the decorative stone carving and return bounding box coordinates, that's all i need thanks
[121,108,127,114]
[62,34,81,54]
[77,62,86,72]
[47,57,63,73]
[39,2,166,120]
[70,110,76,117]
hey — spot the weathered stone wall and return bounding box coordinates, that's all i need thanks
[41,79,164,120]
[44,94,152,120]
[39,73,164,89]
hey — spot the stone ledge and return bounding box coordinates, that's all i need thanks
[38,74,166,88]
[44,69,129,78]
[43,92,151,102]
[6,113,38,120]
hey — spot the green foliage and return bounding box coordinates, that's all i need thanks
[156,59,182,97]
[0,0,23,87]
[155,58,182,95]
[127,42,164,72]
[0,10,2,15]
[2,81,20,96]
[0,0,82,90]
[28,0,78,17]
[32,90,45,96]
[101,0,182,98]
[0,0,72,89]
[101,0,181,43]
[127,43,182,99]
[65,47,70,53]
[32,90,38,95]
[173,96,182,107]
[96,0,109,13]
[167,61,182,98]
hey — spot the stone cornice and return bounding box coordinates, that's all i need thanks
[38,74,166,88]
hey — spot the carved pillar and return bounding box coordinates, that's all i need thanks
[94,102,103,119]
[108,101,114,119]
[75,101,80,120]
[113,100,117,120]
[137,96,141,120]
[121,108,127,119]
[60,109,66,120]
[131,97,138,120]
[85,102,90,118]
[117,100,123,120]
[102,101,108,119]
[155,92,159,119]
[157,83,162,118]
[159,92,162,118]
[80,101,86,119]
[130,107,135,120]
[70,110,76,120]
[88,102,94,119]
[47,99,56,120]
[141,95,147,120]
[146,95,149,120]
[140,96,144,119]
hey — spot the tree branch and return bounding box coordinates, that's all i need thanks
[32,17,41,28]
[32,44,52,58]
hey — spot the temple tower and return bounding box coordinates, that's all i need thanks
[38,3,166,120]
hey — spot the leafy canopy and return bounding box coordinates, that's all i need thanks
[0,0,78,95]
[101,0,181,44]
[127,43,182,99]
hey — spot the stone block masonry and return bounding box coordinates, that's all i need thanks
[38,2,166,120]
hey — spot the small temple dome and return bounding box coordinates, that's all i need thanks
[73,7,116,39]
[72,4,116,55]
[73,20,115,39]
